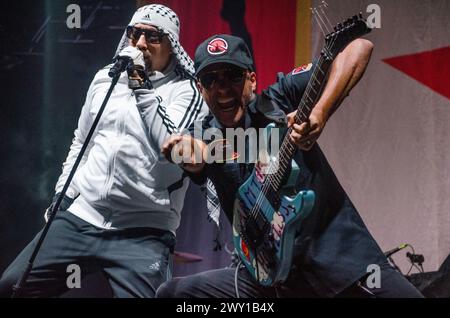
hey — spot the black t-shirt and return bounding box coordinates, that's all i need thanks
[188,66,387,296]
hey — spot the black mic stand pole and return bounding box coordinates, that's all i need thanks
[11,72,122,298]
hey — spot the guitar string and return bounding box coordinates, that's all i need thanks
[248,53,327,222]
[240,11,364,281]
[247,7,335,217]
[248,14,366,232]
[246,36,330,228]
[247,11,353,223]
[243,18,350,265]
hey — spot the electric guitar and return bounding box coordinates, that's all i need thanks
[232,14,372,286]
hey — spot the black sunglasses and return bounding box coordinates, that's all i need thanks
[199,67,247,90]
[126,26,165,44]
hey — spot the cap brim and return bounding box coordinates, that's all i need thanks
[195,58,250,77]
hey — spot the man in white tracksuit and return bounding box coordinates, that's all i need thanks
[0,4,208,298]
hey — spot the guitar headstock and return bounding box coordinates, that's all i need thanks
[324,13,372,60]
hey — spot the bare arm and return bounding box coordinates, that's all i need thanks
[289,38,374,150]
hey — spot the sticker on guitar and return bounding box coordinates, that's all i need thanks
[271,211,285,242]
[252,257,269,282]
[255,161,269,183]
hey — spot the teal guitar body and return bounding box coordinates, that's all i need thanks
[232,124,315,286]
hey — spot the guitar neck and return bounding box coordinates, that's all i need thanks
[268,53,333,192]
[293,54,333,127]
[265,13,372,192]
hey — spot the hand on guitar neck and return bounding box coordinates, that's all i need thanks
[287,108,326,151]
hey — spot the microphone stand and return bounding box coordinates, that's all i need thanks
[11,73,121,298]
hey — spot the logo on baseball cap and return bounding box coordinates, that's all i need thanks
[207,38,229,55]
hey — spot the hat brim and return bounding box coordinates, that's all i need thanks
[195,58,251,77]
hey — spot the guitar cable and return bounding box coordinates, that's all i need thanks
[234,259,243,298]
[357,280,376,297]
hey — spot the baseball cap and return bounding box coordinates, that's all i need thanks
[194,34,255,76]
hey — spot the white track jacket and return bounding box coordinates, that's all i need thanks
[54,61,207,233]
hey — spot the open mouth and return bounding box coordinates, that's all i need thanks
[217,98,237,112]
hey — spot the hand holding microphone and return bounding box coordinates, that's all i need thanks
[109,46,146,83]
[118,46,145,70]
[119,46,152,89]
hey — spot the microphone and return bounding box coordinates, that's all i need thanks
[108,56,132,78]
[384,243,408,258]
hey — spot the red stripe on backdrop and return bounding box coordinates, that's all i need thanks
[245,0,297,90]
[383,46,450,100]
[143,0,297,91]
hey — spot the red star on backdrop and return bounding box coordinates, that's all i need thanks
[383,46,450,100]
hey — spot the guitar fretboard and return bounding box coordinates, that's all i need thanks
[267,53,333,192]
